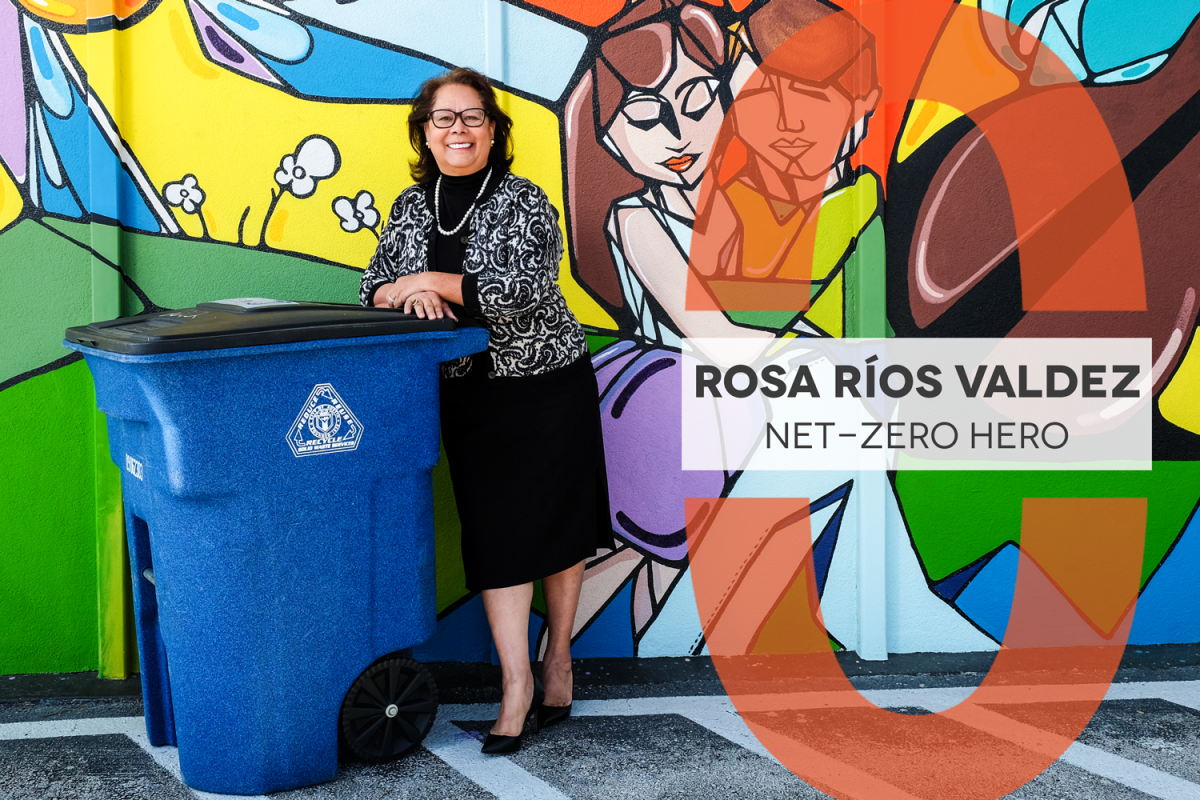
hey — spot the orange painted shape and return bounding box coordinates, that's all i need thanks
[690,496,1146,800]
[518,0,627,27]
[21,0,152,25]
[18,0,83,23]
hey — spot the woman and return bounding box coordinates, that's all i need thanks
[360,67,612,754]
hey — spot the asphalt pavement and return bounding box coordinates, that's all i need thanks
[2,646,1199,799]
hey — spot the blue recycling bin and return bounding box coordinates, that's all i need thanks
[64,299,488,795]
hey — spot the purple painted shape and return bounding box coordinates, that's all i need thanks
[188,0,280,84]
[0,2,28,182]
[594,342,727,564]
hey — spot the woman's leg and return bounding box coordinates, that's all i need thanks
[541,559,585,707]
[481,582,536,736]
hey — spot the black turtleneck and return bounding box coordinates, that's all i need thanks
[432,166,492,277]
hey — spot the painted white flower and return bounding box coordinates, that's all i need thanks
[274,135,340,198]
[163,175,205,214]
[332,191,380,233]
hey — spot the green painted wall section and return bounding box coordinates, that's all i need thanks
[44,219,362,310]
[0,220,96,384]
[895,462,1200,584]
[0,362,100,673]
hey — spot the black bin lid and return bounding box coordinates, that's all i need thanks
[65,298,457,355]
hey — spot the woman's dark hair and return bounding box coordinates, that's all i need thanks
[408,67,514,184]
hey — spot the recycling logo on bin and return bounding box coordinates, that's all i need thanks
[287,383,364,457]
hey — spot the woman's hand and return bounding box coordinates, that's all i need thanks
[374,273,465,312]
[374,276,421,308]
[405,291,457,321]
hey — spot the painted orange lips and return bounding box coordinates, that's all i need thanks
[662,154,698,172]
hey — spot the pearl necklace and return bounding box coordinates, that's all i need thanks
[435,167,492,236]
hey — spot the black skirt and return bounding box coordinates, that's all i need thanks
[440,353,615,591]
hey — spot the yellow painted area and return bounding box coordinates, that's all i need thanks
[64,1,613,327]
[1160,330,1200,434]
[500,93,614,330]
[896,99,968,163]
[811,173,877,280]
[0,165,22,231]
[94,408,135,679]
[806,268,843,337]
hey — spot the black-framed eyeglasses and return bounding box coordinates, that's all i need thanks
[428,108,489,128]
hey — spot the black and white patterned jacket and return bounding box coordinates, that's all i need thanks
[360,173,588,379]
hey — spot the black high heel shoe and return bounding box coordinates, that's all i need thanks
[536,702,572,728]
[481,679,544,755]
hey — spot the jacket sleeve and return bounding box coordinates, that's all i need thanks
[472,181,564,319]
[360,192,422,307]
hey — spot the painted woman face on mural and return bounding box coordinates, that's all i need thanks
[604,41,725,189]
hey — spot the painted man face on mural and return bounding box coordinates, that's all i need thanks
[731,69,861,183]
[604,41,725,189]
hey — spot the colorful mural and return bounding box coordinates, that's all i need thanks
[1,0,1198,676]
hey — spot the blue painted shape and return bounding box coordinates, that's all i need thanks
[22,18,73,118]
[217,2,259,31]
[38,155,82,217]
[933,551,994,602]
[412,593,494,662]
[1040,17,1089,80]
[263,26,444,101]
[980,0,1008,20]
[636,567,704,657]
[1080,0,1200,74]
[196,0,311,63]
[572,579,635,658]
[1093,53,1170,84]
[810,482,850,598]
[35,105,65,188]
[39,83,161,231]
[1055,0,1085,50]
[283,0,589,102]
[952,541,1020,642]
[64,325,489,794]
[1129,507,1200,645]
[1009,0,1049,27]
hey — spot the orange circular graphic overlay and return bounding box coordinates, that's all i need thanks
[683,1,1150,797]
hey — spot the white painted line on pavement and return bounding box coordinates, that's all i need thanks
[930,699,1200,800]
[1108,680,1200,712]
[0,716,143,740]
[427,705,570,800]
[0,716,271,800]
[1064,742,1200,800]
[122,725,271,800]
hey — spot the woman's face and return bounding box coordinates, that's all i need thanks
[604,42,724,189]
[423,84,496,177]
[731,69,858,183]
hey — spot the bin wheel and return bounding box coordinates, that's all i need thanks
[339,656,438,763]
